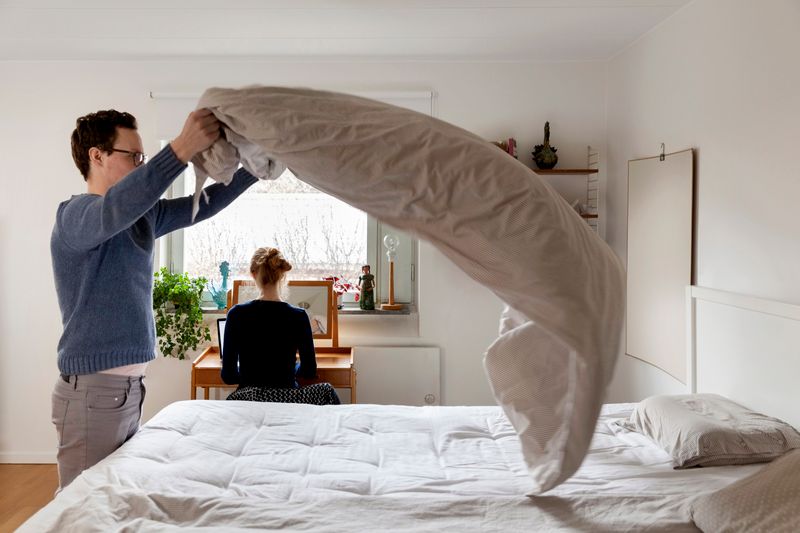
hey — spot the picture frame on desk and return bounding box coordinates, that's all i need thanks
[286,281,332,337]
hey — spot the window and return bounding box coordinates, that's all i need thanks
[152,91,431,307]
[161,156,416,306]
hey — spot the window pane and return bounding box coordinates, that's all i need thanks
[181,166,367,286]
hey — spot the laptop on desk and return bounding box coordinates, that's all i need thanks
[217,318,226,358]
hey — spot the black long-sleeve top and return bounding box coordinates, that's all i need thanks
[221,300,317,388]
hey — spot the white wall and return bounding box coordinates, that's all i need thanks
[605,0,800,401]
[0,60,607,461]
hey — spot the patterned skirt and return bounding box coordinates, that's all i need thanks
[226,382,341,405]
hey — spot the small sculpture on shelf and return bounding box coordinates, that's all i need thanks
[208,261,230,310]
[532,121,558,170]
[358,265,375,310]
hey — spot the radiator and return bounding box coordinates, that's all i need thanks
[352,346,440,405]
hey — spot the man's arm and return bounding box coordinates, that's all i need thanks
[56,108,220,251]
[151,168,258,238]
[57,147,186,251]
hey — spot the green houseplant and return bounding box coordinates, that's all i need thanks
[152,267,211,360]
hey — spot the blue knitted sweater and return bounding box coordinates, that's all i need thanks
[51,146,258,374]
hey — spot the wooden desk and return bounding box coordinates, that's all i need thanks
[191,346,356,403]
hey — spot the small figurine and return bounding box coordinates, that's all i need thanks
[491,137,518,159]
[208,261,230,310]
[532,121,558,170]
[358,265,375,310]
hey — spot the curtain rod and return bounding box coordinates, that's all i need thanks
[149,90,435,100]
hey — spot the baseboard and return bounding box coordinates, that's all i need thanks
[0,452,56,464]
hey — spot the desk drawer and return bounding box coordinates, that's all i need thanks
[319,368,352,387]
[195,367,225,386]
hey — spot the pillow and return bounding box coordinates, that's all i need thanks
[691,449,800,532]
[623,393,800,468]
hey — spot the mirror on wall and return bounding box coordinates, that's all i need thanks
[231,279,334,340]
[626,149,694,383]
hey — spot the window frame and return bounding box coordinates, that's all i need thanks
[158,163,417,309]
[151,90,433,309]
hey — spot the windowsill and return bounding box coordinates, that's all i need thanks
[202,304,416,316]
[201,304,420,339]
[339,305,413,315]
[339,304,419,339]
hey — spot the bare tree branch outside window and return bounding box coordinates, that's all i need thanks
[272,214,310,273]
[181,169,367,289]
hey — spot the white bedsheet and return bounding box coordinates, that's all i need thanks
[20,402,760,532]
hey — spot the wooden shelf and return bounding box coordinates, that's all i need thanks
[533,168,598,175]
[533,166,600,223]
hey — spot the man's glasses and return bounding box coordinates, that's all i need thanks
[109,148,147,167]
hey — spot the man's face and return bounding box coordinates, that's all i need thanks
[101,127,144,187]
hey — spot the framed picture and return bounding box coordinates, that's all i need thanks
[231,279,334,340]
[231,280,260,305]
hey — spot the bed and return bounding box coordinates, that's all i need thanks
[17,402,760,532]
[20,287,799,532]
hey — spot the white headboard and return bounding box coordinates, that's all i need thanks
[687,286,800,430]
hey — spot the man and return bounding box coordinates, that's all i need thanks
[50,108,257,489]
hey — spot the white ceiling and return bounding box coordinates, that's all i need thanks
[0,0,690,62]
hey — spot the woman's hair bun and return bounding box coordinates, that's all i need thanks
[250,247,292,287]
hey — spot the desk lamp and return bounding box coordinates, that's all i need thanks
[381,234,403,311]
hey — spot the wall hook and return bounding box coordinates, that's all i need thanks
[659,143,666,161]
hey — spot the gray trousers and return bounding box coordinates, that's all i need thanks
[51,373,145,490]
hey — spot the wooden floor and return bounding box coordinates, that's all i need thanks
[0,464,58,533]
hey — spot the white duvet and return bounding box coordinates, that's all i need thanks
[188,86,626,493]
[20,402,759,532]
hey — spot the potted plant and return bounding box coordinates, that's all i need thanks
[152,267,211,360]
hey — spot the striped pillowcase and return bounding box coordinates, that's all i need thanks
[691,449,800,532]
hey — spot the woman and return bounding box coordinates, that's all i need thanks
[221,247,339,405]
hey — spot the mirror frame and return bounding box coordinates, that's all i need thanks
[625,148,695,383]
[230,279,336,342]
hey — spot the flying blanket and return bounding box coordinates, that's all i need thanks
[191,86,625,493]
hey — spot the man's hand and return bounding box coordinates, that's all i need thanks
[170,108,221,164]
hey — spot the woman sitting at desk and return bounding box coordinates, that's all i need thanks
[221,247,339,405]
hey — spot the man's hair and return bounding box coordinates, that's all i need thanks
[71,110,138,180]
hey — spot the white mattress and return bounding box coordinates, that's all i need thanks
[20,402,760,532]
